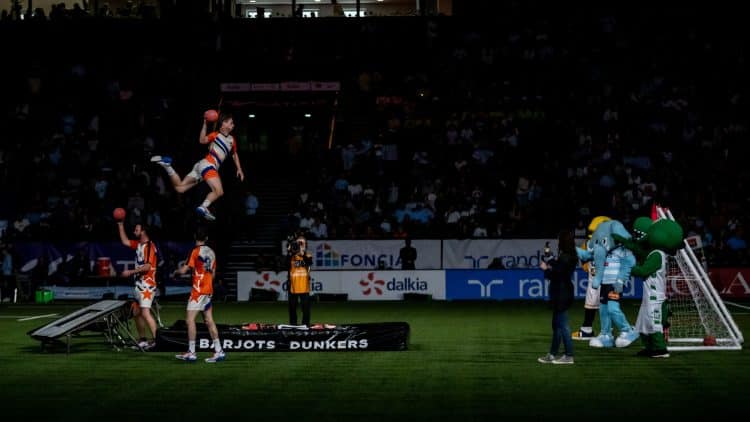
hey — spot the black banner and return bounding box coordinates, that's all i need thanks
[154,321,410,352]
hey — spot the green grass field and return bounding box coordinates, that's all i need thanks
[1,300,748,421]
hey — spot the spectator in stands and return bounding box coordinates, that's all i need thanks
[726,226,748,264]
[244,190,259,238]
[331,0,344,17]
[399,238,417,270]
[30,254,49,299]
[67,248,91,280]
[1,245,14,300]
[2,3,750,273]
[309,216,328,239]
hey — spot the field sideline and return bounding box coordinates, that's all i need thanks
[1,300,748,421]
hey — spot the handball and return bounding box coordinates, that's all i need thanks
[703,335,717,346]
[204,109,219,122]
[113,207,126,221]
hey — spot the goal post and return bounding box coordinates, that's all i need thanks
[656,205,743,351]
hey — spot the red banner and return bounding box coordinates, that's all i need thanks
[709,268,750,298]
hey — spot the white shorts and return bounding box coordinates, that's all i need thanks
[187,294,212,312]
[134,283,157,308]
[635,293,666,335]
[584,277,600,309]
[186,159,218,182]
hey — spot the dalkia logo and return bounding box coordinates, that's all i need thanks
[360,272,385,295]
[360,272,429,295]
[254,273,282,292]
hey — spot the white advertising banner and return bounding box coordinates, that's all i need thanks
[237,271,342,301]
[340,270,445,301]
[442,239,557,269]
[238,270,445,301]
[282,240,442,270]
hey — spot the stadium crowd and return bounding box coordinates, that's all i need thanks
[0,1,748,270]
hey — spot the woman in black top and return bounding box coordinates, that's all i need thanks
[538,229,577,364]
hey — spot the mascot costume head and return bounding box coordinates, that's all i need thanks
[628,215,685,357]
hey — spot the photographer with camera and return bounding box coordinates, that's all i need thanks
[537,230,577,365]
[286,233,313,326]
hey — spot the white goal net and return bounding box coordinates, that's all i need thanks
[657,206,743,351]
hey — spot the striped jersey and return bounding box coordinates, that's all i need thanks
[601,246,634,285]
[205,131,237,171]
[129,240,157,287]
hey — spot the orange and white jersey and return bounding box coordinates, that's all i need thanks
[289,254,312,294]
[205,131,237,171]
[188,245,216,298]
[129,240,158,287]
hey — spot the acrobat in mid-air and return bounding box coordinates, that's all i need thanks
[152,110,245,221]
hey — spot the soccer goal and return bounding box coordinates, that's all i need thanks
[656,205,744,351]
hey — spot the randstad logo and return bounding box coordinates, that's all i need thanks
[360,272,428,295]
[464,250,545,269]
[254,273,283,292]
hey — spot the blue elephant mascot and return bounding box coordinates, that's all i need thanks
[577,219,640,348]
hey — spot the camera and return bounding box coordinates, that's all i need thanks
[287,234,302,255]
[542,242,554,263]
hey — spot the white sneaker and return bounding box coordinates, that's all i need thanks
[615,330,640,348]
[136,340,155,350]
[205,351,226,363]
[175,352,197,362]
[537,353,555,364]
[552,355,575,365]
[150,155,173,166]
[589,334,614,348]
[196,206,216,221]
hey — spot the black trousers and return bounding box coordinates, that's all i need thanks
[288,292,311,326]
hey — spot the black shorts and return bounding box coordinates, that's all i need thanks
[599,284,620,304]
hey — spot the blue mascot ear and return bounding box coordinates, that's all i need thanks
[610,221,632,240]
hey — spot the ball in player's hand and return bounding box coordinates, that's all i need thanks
[113,207,126,221]
[204,109,219,123]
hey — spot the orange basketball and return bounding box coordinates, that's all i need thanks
[113,207,126,221]
[204,109,219,122]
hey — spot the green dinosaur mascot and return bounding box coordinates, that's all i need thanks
[618,217,685,358]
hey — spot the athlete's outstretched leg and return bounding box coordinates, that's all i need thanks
[152,156,200,193]
[196,175,224,221]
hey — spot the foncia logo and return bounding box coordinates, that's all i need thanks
[254,273,283,292]
[359,272,385,295]
[315,243,341,267]
[315,243,400,268]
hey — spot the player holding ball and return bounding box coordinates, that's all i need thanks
[151,110,245,221]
